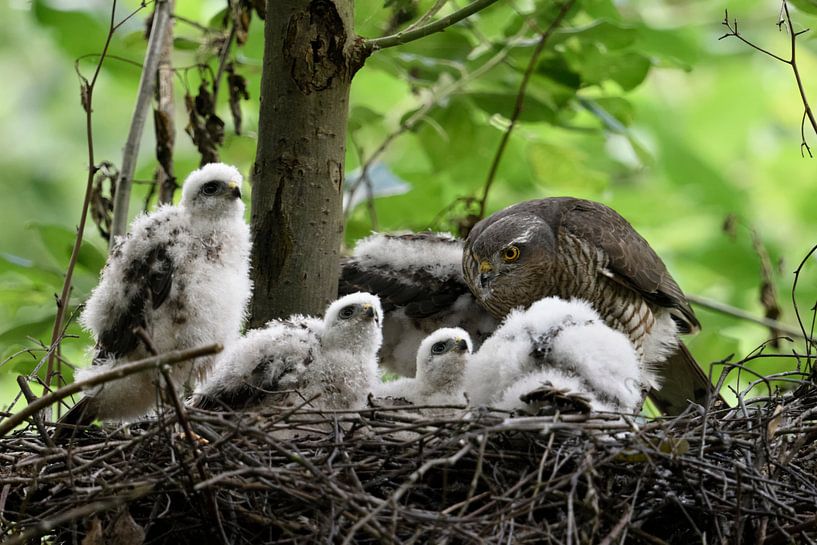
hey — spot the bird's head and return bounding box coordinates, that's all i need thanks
[181,163,244,220]
[415,327,471,392]
[463,214,555,316]
[322,292,383,357]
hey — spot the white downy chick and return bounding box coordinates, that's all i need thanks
[65,163,252,426]
[465,297,643,414]
[375,327,471,408]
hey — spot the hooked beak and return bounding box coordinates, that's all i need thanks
[477,260,496,291]
[227,180,241,199]
[362,304,376,320]
[453,338,469,353]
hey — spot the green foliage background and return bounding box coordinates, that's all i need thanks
[1,0,816,407]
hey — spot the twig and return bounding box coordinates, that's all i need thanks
[110,0,172,243]
[211,22,236,105]
[791,244,817,363]
[476,0,576,219]
[365,0,502,50]
[15,377,56,449]
[155,0,176,205]
[343,22,531,226]
[44,0,148,394]
[686,293,811,341]
[0,343,222,437]
[1,487,154,545]
[720,2,817,156]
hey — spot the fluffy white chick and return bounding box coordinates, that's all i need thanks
[190,315,321,410]
[375,327,471,407]
[464,297,644,413]
[339,232,498,377]
[64,163,252,426]
[299,292,384,411]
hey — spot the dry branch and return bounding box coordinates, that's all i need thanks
[0,343,222,437]
[1,378,816,544]
[110,0,172,242]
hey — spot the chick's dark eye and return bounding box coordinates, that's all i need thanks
[431,342,447,355]
[200,181,221,196]
[339,306,355,319]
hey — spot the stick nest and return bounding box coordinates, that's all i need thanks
[1,384,816,545]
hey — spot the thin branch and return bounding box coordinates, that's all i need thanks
[791,244,817,362]
[365,0,501,50]
[686,294,810,341]
[16,376,56,449]
[44,0,138,394]
[155,0,177,205]
[477,0,576,219]
[720,2,817,154]
[0,343,222,437]
[342,29,524,226]
[211,22,237,105]
[110,0,172,243]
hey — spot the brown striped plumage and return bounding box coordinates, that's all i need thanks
[463,197,714,414]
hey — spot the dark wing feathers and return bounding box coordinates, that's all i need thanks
[339,234,470,319]
[192,350,312,411]
[556,199,700,333]
[96,245,174,360]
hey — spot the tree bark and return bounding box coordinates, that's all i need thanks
[249,0,361,326]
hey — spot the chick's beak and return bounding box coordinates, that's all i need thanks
[362,304,376,320]
[454,338,469,352]
[227,180,241,199]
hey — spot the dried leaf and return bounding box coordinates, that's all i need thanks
[226,63,250,135]
[233,0,253,46]
[251,0,265,19]
[81,518,103,545]
[185,83,223,166]
[108,510,145,545]
[766,404,784,441]
[90,162,118,241]
[194,83,214,117]
[722,213,737,239]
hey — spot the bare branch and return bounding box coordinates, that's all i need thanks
[0,343,222,437]
[365,0,501,50]
[477,0,576,220]
[721,2,817,154]
[155,0,177,205]
[45,0,149,394]
[686,293,811,342]
[110,0,172,243]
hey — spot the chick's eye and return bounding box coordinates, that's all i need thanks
[502,245,520,263]
[339,306,355,319]
[200,181,221,196]
[431,342,447,355]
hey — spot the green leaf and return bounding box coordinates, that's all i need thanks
[28,223,107,274]
[554,20,639,50]
[173,36,201,51]
[790,0,817,16]
[348,105,385,133]
[395,28,474,61]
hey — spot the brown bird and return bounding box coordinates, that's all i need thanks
[463,197,715,414]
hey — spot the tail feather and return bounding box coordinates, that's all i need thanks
[52,397,100,441]
[649,343,724,415]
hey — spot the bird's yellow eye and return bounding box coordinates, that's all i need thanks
[501,245,520,263]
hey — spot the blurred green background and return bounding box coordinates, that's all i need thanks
[1,0,816,409]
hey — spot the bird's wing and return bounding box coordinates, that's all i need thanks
[339,233,471,318]
[519,383,593,415]
[193,328,316,410]
[94,243,175,359]
[559,199,700,333]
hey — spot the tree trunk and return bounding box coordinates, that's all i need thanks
[249,0,360,326]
